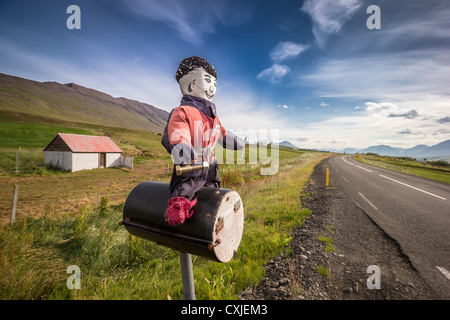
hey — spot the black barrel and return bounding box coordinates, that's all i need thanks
[121,181,244,263]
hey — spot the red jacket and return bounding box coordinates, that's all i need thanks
[168,105,227,164]
[161,95,244,200]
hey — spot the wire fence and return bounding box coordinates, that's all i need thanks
[0,148,168,222]
[2,184,130,223]
[0,149,45,173]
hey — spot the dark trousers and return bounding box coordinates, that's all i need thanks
[168,162,221,201]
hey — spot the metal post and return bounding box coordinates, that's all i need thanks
[179,252,195,300]
[15,148,20,172]
[10,185,18,224]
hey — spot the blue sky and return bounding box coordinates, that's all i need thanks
[1,0,450,150]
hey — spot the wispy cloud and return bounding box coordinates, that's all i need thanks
[270,41,309,63]
[121,0,251,45]
[437,117,450,124]
[388,110,419,119]
[370,2,450,47]
[398,128,413,135]
[214,80,289,136]
[258,41,308,83]
[279,100,450,150]
[301,49,450,102]
[0,38,181,111]
[277,104,295,112]
[301,0,362,48]
[296,0,450,149]
[257,64,290,83]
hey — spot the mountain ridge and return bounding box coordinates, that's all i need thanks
[342,140,450,161]
[0,73,169,132]
[274,138,449,161]
[277,140,300,149]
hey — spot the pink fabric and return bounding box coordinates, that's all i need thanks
[164,196,197,226]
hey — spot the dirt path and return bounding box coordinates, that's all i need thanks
[240,157,440,300]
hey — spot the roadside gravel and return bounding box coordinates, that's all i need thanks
[240,157,440,300]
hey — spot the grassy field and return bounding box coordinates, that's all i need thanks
[0,114,331,300]
[0,111,170,173]
[0,75,167,132]
[354,154,450,184]
[0,118,94,150]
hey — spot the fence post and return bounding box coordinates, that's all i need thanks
[15,147,21,172]
[10,185,18,224]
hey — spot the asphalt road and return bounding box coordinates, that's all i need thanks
[328,155,450,299]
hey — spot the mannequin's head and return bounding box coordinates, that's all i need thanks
[176,56,217,101]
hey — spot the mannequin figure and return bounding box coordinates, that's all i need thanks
[161,56,244,226]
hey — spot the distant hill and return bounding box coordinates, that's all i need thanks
[277,140,299,149]
[0,73,169,132]
[362,145,406,157]
[341,140,450,161]
[343,148,358,154]
[414,140,450,160]
[406,144,429,156]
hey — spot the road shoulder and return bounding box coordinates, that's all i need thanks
[240,157,440,300]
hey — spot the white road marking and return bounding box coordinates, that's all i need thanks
[342,176,349,183]
[342,156,372,172]
[379,175,447,200]
[358,192,378,210]
[437,266,450,281]
[342,156,354,166]
[355,165,372,173]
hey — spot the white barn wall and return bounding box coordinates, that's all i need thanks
[106,153,122,167]
[44,151,72,171]
[45,151,125,172]
[72,153,99,172]
[44,151,59,167]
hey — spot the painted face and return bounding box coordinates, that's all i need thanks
[179,67,217,101]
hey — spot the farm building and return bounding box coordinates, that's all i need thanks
[43,133,125,172]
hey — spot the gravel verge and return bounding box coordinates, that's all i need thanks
[240,157,440,300]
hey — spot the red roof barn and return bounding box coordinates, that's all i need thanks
[44,133,124,172]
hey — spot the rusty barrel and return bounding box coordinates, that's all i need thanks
[121,181,244,263]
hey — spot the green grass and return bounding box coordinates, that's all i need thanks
[0,113,169,173]
[317,266,329,277]
[0,117,94,150]
[354,154,450,184]
[0,111,331,299]
[0,150,329,299]
[317,235,335,253]
[0,115,95,174]
[0,77,166,132]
